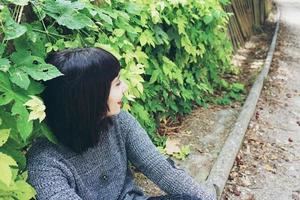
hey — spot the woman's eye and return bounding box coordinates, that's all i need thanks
[116,81,121,86]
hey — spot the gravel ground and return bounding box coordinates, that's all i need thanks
[222,1,300,199]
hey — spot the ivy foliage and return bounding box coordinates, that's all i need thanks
[0,0,235,198]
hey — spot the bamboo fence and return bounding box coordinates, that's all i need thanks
[226,0,273,50]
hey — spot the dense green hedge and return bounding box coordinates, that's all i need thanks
[0,0,237,198]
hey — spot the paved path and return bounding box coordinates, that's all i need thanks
[223,1,300,199]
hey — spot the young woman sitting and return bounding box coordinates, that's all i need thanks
[26,47,216,200]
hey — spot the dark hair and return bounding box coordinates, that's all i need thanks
[42,47,120,153]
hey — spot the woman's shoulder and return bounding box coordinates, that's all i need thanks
[114,110,139,129]
[26,139,69,168]
[116,110,134,120]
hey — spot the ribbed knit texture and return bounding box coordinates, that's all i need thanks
[27,111,215,200]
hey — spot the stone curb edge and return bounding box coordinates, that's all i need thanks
[205,6,281,199]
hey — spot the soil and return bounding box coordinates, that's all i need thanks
[132,9,277,197]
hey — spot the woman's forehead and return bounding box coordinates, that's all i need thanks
[112,74,120,82]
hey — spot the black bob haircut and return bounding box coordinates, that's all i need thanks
[42,47,121,153]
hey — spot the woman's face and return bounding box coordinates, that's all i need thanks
[107,74,128,116]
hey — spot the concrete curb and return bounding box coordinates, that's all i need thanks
[205,7,281,199]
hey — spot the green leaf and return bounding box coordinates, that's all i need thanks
[113,29,125,37]
[11,51,63,81]
[150,5,160,24]
[22,63,63,81]
[32,2,46,20]
[0,58,10,72]
[231,83,245,93]
[0,110,19,144]
[12,180,36,199]
[11,102,33,142]
[0,72,14,106]
[94,43,121,59]
[44,0,85,14]
[174,17,187,35]
[204,14,213,24]
[125,2,142,15]
[149,69,160,84]
[96,10,113,25]
[0,143,26,170]
[132,103,151,125]
[0,71,29,103]
[4,23,27,41]
[26,80,45,95]
[0,129,10,147]
[139,30,155,47]
[0,8,27,41]
[11,50,31,65]
[57,12,94,30]
[7,0,29,6]
[9,68,30,90]
[181,36,197,56]
[40,124,58,144]
[0,44,5,57]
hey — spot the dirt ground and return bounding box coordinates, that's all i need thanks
[222,1,300,199]
[133,8,277,197]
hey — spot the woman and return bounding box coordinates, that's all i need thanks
[27,47,216,200]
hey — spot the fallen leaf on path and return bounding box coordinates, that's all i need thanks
[233,187,241,196]
[247,193,256,200]
[264,164,276,173]
[236,154,244,165]
[286,93,292,98]
[255,111,260,120]
[229,171,239,180]
[165,138,181,155]
[240,176,252,187]
[271,155,278,160]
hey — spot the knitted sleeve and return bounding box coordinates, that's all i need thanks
[121,111,216,200]
[27,151,82,200]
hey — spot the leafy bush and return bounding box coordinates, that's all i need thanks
[0,0,235,198]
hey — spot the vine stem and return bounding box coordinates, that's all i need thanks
[0,20,4,40]
[31,3,51,41]
[17,6,24,23]
[32,28,70,39]
[12,5,19,20]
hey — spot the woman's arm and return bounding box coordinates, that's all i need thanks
[121,112,216,200]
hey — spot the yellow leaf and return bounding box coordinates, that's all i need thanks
[122,103,131,111]
[24,95,46,123]
[0,162,12,186]
[125,94,136,101]
[150,4,160,24]
[0,152,17,166]
[264,164,276,173]
[0,152,18,186]
[28,110,46,123]
[0,129,10,147]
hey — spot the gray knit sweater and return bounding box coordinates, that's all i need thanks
[27,111,215,200]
